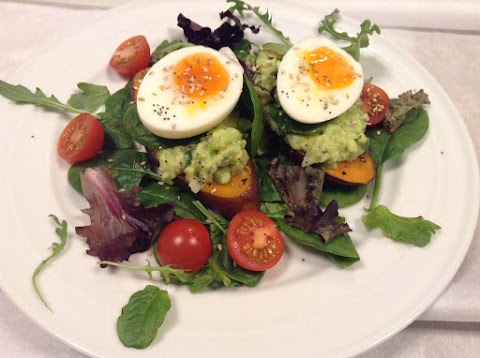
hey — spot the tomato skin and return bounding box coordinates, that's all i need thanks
[109,35,150,77]
[227,211,285,272]
[57,113,104,163]
[361,84,391,126]
[156,219,212,273]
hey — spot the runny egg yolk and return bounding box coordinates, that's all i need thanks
[305,46,356,90]
[173,52,230,99]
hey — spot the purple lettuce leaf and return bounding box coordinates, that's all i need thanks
[267,160,351,242]
[285,201,351,242]
[75,167,175,266]
[177,10,259,50]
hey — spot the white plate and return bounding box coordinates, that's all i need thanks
[0,1,478,357]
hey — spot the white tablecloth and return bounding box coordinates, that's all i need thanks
[1,1,480,357]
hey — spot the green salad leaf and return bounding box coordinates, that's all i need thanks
[243,74,264,157]
[67,83,110,113]
[367,107,429,208]
[0,79,86,116]
[32,215,68,311]
[68,150,156,194]
[150,39,193,64]
[228,0,293,46]
[137,183,208,222]
[117,285,172,349]
[98,84,135,150]
[317,9,380,61]
[99,260,192,285]
[274,219,360,267]
[362,205,441,247]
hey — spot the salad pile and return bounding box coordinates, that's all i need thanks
[0,0,441,349]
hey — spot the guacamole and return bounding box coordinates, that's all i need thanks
[285,100,369,167]
[158,127,249,193]
[245,49,281,106]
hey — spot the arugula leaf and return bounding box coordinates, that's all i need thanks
[0,79,85,115]
[243,75,264,157]
[362,205,441,247]
[67,83,110,113]
[98,260,192,285]
[187,202,264,292]
[228,0,293,46]
[317,9,380,61]
[32,215,68,311]
[117,285,172,349]
[137,183,207,222]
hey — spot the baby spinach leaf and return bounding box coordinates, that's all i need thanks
[122,105,180,150]
[67,83,110,113]
[117,285,171,349]
[317,9,380,61]
[261,202,288,220]
[362,205,441,247]
[98,85,135,150]
[137,183,207,222]
[366,108,429,208]
[230,39,252,61]
[150,39,192,64]
[0,79,84,115]
[254,157,283,202]
[274,219,360,267]
[32,215,68,312]
[68,150,154,194]
[367,107,429,166]
[268,105,325,137]
[320,182,368,208]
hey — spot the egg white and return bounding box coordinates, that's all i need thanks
[137,46,244,139]
[276,38,364,124]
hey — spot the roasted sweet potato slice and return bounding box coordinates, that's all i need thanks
[131,67,150,102]
[324,152,376,186]
[176,160,260,219]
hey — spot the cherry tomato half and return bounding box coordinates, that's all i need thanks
[57,113,104,163]
[361,83,391,126]
[156,219,212,273]
[109,35,150,77]
[227,211,285,271]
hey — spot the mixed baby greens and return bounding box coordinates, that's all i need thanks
[0,0,441,350]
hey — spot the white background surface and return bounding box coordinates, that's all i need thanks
[1,1,480,357]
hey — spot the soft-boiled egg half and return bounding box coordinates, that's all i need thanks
[276,38,364,124]
[137,46,244,139]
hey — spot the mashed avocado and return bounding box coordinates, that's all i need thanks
[285,100,369,167]
[158,127,249,193]
[245,49,281,105]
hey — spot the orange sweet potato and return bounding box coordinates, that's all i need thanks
[131,67,150,102]
[324,152,376,186]
[176,160,260,219]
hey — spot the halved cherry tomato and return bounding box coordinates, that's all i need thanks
[109,35,150,77]
[57,113,104,163]
[361,83,391,126]
[156,219,212,273]
[227,211,285,271]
